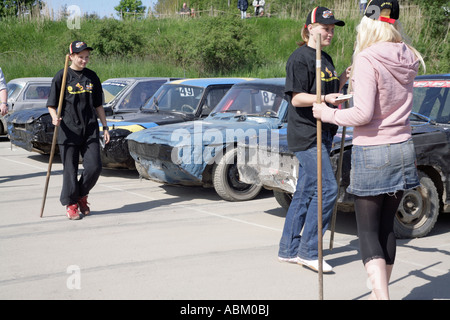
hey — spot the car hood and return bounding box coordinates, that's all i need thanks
[6,107,49,124]
[127,116,284,148]
[105,111,192,132]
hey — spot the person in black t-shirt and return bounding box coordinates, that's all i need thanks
[278,7,350,273]
[48,41,110,220]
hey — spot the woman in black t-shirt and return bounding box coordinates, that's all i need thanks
[48,41,110,220]
[278,7,350,273]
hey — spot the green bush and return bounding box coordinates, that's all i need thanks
[89,19,146,58]
[186,16,261,74]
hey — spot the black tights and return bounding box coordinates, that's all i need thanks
[354,192,403,266]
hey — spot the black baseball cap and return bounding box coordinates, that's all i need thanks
[69,41,93,54]
[365,0,399,23]
[305,7,345,28]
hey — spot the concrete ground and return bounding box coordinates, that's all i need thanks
[0,137,449,302]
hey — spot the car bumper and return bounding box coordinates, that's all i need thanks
[128,139,205,186]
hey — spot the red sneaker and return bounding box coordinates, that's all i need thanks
[66,204,81,220]
[78,195,90,216]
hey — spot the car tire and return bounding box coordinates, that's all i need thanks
[394,171,440,238]
[212,148,262,201]
[274,190,292,210]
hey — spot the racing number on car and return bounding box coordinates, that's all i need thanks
[179,87,195,97]
[261,91,276,107]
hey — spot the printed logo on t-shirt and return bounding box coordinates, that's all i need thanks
[68,82,94,95]
[321,67,339,83]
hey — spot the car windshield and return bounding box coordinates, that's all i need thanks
[141,84,204,115]
[212,85,285,117]
[7,83,23,100]
[411,81,449,124]
[102,81,129,103]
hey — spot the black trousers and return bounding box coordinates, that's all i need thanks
[59,140,102,206]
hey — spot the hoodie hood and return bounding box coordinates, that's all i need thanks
[364,42,419,85]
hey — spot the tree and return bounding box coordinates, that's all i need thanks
[114,0,146,20]
[0,0,43,17]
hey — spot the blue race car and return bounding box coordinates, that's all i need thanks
[100,78,252,169]
[127,78,288,201]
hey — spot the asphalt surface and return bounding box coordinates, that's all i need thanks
[0,136,449,302]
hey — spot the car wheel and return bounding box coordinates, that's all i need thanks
[274,190,292,210]
[394,171,440,238]
[212,148,262,201]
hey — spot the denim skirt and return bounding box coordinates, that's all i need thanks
[347,139,420,196]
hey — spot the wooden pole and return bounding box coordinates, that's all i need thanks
[315,33,324,300]
[40,54,70,218]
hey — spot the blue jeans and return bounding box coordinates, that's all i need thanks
[278,131,338,260]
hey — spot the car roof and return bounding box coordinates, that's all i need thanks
[232,77,286,87]
[415,74,450,81]
[103,77,180,83]
[167,78,254,87]
[7,77,53,84]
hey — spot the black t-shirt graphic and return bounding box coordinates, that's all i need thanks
[47,68,103,145]
[285,45,340,152]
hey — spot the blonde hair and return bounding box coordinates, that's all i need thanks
[353,12,426,71]
[297,23,319,47]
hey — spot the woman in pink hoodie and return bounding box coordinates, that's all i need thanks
[313,0,425,299]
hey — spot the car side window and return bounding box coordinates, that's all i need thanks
[24,85,51,100]
[202,87,231,116]
[117,82,164,110]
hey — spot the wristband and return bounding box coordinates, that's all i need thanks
[103,126,109,131]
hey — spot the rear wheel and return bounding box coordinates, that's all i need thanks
[394,171,440,238]
[212,148,262,201]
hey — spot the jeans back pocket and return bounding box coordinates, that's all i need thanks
[363,145,390,170]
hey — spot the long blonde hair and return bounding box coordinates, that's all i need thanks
[353,12,426,71]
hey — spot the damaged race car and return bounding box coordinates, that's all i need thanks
[101,78,251,169]
[6,77,171,154]
[0,77,52,135]
[237,74,450,238]
[127,78,288,201]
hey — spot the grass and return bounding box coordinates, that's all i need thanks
[0,2,447,83]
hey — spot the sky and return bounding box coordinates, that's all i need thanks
[45,0,157,19]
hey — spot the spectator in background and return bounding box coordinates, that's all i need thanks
[238,0,248,19]
[0,68,7,116]
[253,0,265,17]
[180,2,190,16]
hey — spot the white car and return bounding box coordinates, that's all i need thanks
[1,77,53,135]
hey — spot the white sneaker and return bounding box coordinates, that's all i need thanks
[278,256,301,264]
[298,258,333,273]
